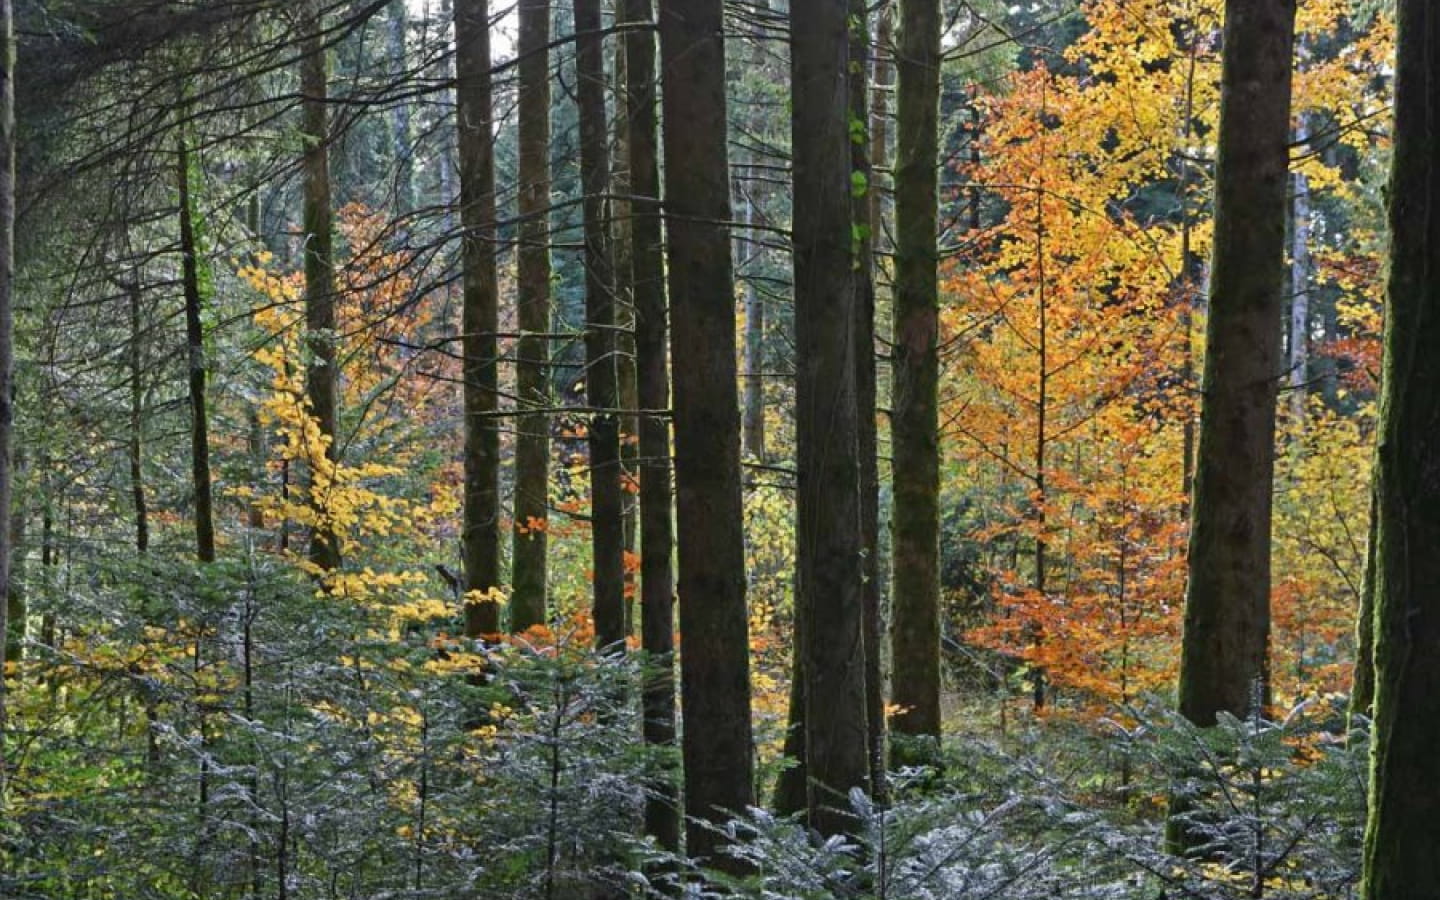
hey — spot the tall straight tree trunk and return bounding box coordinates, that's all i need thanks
[848,0,886,804]
[657,0,755,869]
[791,0,871,837]
[0,0,14,790]
[436,0,457,237]
[621,0,679,853]
[454,0,502,637]
[1288,148,1311,422]
[573,0,626,652]
[739,1,771,464]
[1175,0,1294,728]
[510,0,552,634]
[1360,2,1440,894]
[300,1,342,572]
[889,0,943,752]
[4,459,20,667]
[388,0,414,215]
[128,282,150,557]
[179,138,216,564]
[613,36,640,634]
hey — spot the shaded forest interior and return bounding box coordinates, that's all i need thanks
[0,0,1434,897]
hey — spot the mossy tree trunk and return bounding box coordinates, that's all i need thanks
[510,0,552,634]
[454,0,501,636]
[1361,2,1440,895]
[792,0,872,837]
[889,0,943,753]
[848,0,886,804]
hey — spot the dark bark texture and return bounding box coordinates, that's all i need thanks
[455,0,501,636]
[179,138,216,564]
[574,0,627,653]
[622,0,680,854]
[1361,2,1440,895]
[510,0,551,634]
[300,1,342,572]
[1176,0,1294,727]
[657,0,755,869]
[848,0,886,803]
[792,0,871,836]
[889,0,943,748]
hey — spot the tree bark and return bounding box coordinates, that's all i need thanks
[657,0,755,868]
[1360,2,1440,895]
[179,137,216,564]
[1175,0,1294,729]
[454,0,502,637]
[5,451,22,666]
[573,0,626,653]
[388,0,414,215]
[849,0,886,804]
[128,281,150,557]
[0,0,17,798]
[510,0,552,634]
[300,0,342,572]
[889,0,943,750]
[1288,120,1311,422]
[621,0,679,854]
[792,0,871,836]
[1348,486,1376,734]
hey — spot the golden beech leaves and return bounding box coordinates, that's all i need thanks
[953,0,1389,716]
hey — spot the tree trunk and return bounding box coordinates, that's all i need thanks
[1348,486,1376,734]
[128,281,150,557]
[657,0,755,868]
[454,0,502,637]
[792,0,871,836]
[889,0,943,751]
[739,4,771,465]
[573,0,626,653]
[1360,3,1440,895]
[0,0,13,789]
[613,32,640,635]
[1175,0,1294,729]
[1288,120,1311,423]
[388,0,414,215]
[300,0,342,572]
[510,0,552,634]
[849,0,886,805]
[179,137,216,564]
[5,451,22,666]
[621,0,679,854]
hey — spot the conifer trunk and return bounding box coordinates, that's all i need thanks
[179,138,216,565]
[0,6,12,754]
[454,0,501,635]
[849,0,886,804]
[573,0,626,652]
[1360,2,1440,894]
[1175,0,1294,728]
[657,0,755,868]
[510,0,552,633]
[300,1,342,572]
[621,0,679,853]
[128,281,150,557]
[792,0,871,836]
[890,0,943,750]
[388,0,413,215]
